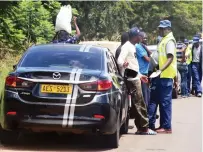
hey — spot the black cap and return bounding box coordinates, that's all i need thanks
[128,27,140,38]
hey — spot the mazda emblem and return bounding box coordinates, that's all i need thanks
[53,72,61,80]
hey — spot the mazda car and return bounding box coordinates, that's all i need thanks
[0,44,129,148]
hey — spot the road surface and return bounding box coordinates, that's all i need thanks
[0,97,202,152]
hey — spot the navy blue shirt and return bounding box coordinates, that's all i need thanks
[52,31,79,44]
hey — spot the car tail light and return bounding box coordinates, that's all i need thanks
[7,111,17,115]
[79,81,98,91]
[79,80,112,91]
[94,114,105,119]
[6,76,33,88]
[97,80,112,91]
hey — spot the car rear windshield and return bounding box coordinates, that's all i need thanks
[20,47,103,71]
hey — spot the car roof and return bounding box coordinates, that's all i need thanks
[79,41,120,55]
[28,43,109,52]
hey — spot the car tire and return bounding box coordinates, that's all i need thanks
[104,116,120,148]
[0,129,20,145]
[120,114,129,134]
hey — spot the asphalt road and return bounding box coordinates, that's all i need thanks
[0,96,202,152]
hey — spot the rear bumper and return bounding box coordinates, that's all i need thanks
[3,92,118,134]
[6,115,107,134]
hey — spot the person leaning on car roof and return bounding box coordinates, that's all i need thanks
[52,16,81,44]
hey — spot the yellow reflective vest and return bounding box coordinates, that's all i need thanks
[186,44,192,65]
[158,32,177,78]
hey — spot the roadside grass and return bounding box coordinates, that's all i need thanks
[0,52,21,126]
[0,53,21,93]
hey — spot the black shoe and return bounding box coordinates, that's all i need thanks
[191,90,195,95]
[156,115,159,119]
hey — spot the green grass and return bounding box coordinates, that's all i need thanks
[0,53,20,93]
[0,52,21,127]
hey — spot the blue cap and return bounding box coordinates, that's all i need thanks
[184,39,189,44]
[193,36,200,43]
[158,20,171,28]
[129,27,140,37]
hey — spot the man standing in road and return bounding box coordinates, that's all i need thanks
[184,39,193,96]
[148,20,177,134]
[136,32,151,107]
[117,27,156,135]
[191,36,202,97]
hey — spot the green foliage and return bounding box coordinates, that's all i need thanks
[15,1,57,47]
[0,1,201,53]
[69,1,202,42]
[0,1,202,46]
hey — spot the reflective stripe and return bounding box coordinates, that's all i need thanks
[68,69,82,127]
[62,68,77,127]
[84,45,92,52]
[79,44,86,52]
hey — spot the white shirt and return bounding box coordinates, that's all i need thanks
[117,41,139,76]
[193,45,201,62]
[166,40,176,55]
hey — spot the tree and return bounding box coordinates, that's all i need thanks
[15,1,60,48]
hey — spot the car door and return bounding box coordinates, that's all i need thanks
[108,54,128,123]
[105,51,121,109]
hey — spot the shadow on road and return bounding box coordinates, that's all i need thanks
[2,133,114,151]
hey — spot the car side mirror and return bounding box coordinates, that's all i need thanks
[13,64,17,70]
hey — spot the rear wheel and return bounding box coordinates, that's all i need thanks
[0,129,20,145]
[104,116,120,148]
[120,114,129,134]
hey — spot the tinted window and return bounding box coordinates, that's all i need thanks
[110,56,119,74]
[106,52,114,73]
[20,47,103,70]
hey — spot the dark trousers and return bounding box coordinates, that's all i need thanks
[192,63,202,94]
[187,63,192,94]
[141,82,150,107]
[127,79,149,130]
[148,78,173,130]
[178,64,188,96]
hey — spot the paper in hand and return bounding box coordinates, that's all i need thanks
[149,70,162,78]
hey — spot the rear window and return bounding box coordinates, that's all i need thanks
[20,47,103,70]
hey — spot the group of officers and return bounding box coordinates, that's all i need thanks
[176,36,202,98]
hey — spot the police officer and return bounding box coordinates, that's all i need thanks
[148,20,177,134]
[191,36,202,97]
[184,39,193,96]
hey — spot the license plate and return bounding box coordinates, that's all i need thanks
[41,84,72,94]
